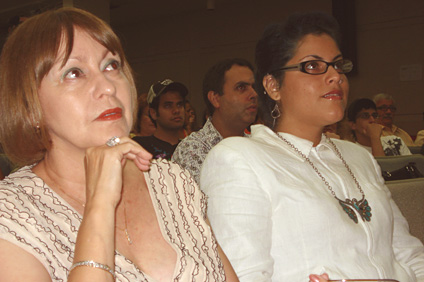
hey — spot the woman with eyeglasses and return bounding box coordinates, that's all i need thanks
[200,12,424,282]
[347,98,411,156]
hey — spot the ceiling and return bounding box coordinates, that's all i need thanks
[0,0,227,30]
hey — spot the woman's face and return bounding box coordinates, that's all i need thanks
[139,106,156,136]
[276,33,349,131]
[38,28,133,152]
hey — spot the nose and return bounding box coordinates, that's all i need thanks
[172,104,182,114]
[248,85,258,101]
[325,65,343,85]
[93,72,116,98]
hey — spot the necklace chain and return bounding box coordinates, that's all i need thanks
[274,132,372,223]
[274,132,365,199]
[115,198,133,245]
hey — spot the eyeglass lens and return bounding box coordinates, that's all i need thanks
[303,60,352,74]
[377,105,397,112]
[358,112,379,119]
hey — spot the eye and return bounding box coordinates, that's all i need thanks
[104,60,121,71]
[63,68,83,80]
[236,84,247,91]
[305,61,321,71]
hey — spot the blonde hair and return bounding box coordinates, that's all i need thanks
[0,7,137,166]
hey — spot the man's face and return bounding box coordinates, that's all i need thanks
[216,65,258,127]
[150,91,185,131]
[351,108,379,136]
[375,99,396,127]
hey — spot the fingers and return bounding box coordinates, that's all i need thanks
[103,136,152,171]
[309,273,329,282]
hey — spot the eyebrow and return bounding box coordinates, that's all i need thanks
[59,48,111,70]
[300,54,343,61]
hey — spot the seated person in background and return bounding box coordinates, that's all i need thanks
[323,123,340,139]
[172,58,258,185]
[348,98,411,156]
[133,79,187,160]
[0,8,238,281]
[132,92,156,137]
[182,100,199,137]
[415,129,424,146]
[373,93,415,146]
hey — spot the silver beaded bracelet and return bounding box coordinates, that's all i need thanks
[69,260,116,279]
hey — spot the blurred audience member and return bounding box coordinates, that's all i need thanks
[373,93,415,146]
[323,123,340,139]
[348,98,411,156]
[172,58,257,184]
[181,100,199,137]
[133,79,187,160]
[415,129,424,146]
[133,93,156,137]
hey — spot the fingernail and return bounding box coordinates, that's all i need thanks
[309,274,320,282]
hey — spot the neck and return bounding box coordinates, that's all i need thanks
[153,127,180,145]
[211,113,247,138]
[274,117,322,146]
[32,147,86,206]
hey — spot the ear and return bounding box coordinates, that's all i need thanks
[263,74,281,101]
[149,107,157,121]
[207,91,220,109]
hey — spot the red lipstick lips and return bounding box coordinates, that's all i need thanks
[96,107,122,121]
[323,90,342,100]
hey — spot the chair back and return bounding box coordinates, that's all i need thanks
[386,178,424,244]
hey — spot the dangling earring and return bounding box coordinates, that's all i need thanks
[35,122,41,134]
[270,104,280,129]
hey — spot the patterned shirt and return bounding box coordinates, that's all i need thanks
[381,124,415,146]
[0,160,226,281]
[356,135,412,156]
[172,118,223,185]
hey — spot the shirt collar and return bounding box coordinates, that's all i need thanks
[251,124,336,161]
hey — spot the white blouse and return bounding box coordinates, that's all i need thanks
[201,124,424,282]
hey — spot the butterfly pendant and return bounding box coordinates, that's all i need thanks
[338,196,372,223]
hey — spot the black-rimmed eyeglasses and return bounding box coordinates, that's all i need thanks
[276,59,353,75]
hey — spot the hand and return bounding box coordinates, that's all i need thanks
[309,273,330,282]
[84,136,152,208]
[364,123,383,139]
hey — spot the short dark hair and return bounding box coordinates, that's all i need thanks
[202,58,254,115]
[347,98,376,122]
[255,11,341,128]
[149,88,186,126]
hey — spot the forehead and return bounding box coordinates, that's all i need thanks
[159,91,184,103]
[293,33,341,60]
[376,99,393,106]
[359,108,376,113]
[224,65,254,85]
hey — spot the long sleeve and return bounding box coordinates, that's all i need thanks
[201,141,273,282]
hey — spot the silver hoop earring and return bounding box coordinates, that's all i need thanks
[263,90,267,95]
[270,104,281,129]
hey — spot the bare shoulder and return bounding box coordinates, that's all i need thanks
[0,239,51,281]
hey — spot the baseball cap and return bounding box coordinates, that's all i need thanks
[147,79,188,105]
